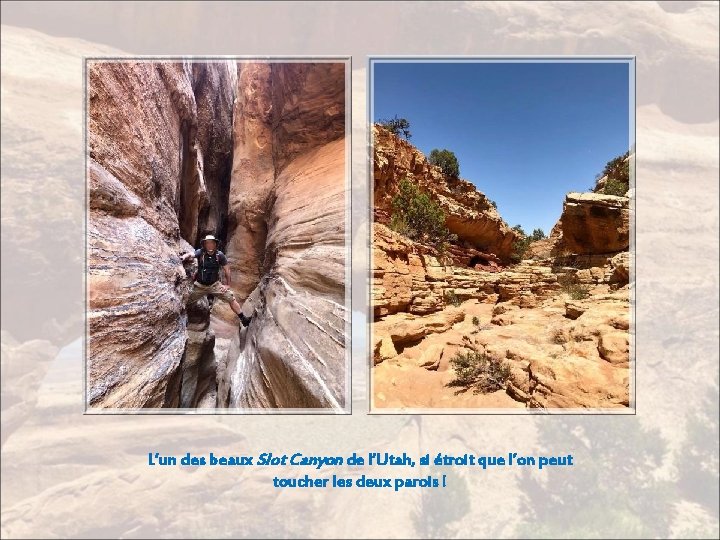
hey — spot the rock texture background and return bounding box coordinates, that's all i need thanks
[2,4,718,539]
[87,60,347,410]
[372,128,632,410]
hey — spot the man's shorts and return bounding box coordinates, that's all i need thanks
[188,281,236,304]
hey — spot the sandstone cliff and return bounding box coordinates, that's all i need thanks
[87,61,347,410]
[552,192,630,256]
[373,125,517,260]
[88,61,236,408]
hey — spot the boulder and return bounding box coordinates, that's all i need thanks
[556,192,630,255]
[598,332,630,366]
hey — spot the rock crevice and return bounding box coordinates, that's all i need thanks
[88,61,234,409]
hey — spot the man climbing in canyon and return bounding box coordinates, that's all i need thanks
[181,235,252,327]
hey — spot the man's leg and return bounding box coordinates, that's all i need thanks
[228,298,243,315]
[212,282,252,327]
[187,282,207,305]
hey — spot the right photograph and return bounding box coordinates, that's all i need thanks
[370,59,634,412]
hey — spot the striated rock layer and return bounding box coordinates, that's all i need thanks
[219,63,348,410]
[87,61,236,408]
[552,192,630,256]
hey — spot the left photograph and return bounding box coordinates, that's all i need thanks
[86,59,350,412]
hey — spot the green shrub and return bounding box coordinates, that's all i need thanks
[561,282,591,300]
[488,199,497,209]
[390,179,453,249]
[601,151,630,184]
[389,214,411,237]
[595,151,630,194]
[602,178,628,197]
[444,289,461,307]
[510,225,531,263]
[447,350,511,394]
[531,228,546,241]
[428,149,460,179]
[472,316,480,326]
[377,116,412,140]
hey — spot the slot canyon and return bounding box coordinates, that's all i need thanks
[87,60,348,410]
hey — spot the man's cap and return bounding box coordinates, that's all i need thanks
[200,235,219,245]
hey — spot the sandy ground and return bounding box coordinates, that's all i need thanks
[372,300,525,410]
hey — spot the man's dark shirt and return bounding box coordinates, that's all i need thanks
[194,249,227,285]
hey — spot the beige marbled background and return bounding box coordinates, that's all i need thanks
[1,2,718,538]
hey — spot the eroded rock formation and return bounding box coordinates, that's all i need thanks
[88,61,234,408]
[374,125,517,260]
[219,63,347,410]
[372,129,631,410]
[552,192,630,256]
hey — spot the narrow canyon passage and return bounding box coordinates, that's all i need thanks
[87,61,347,410]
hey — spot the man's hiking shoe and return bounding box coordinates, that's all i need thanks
[238,313,252,328]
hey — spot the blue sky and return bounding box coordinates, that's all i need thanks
[372,61,631,234]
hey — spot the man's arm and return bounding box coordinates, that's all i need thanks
[181,249,201,263]
[222,265,232,287]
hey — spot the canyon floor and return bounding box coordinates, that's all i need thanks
[373,301,522,409]
[373,283,630,410]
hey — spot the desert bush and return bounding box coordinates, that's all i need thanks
[389,214,412,237]
[549,326,568,344]
[448,350,511,394]
[487,199,497,209]
[510,224,531,263]
[391,179,453,249]
[444,289,461,307]
[561,282,591,300]
[602,178,628,197]
[601,151,630,184]
[472,316,480,326]
[595,151,630,194]
[377,116,412,140]
[531,228,546,241]
[428,148,460,179]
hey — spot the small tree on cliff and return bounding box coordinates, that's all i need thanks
[531,228,546,241]
[510,224,531,263]
[378,115,412,140]
[390,179,454,249]
[428,148,460,179]
[596,151,630,195]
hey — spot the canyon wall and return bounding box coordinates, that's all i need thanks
[551,192,630,256]
[218,63,347,410]
[87,61,236,408]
